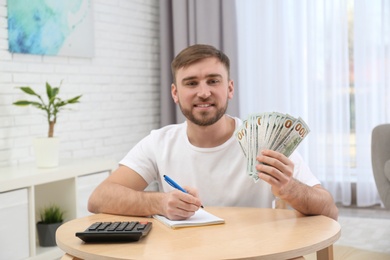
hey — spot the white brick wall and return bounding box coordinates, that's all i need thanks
[0,0,161,167]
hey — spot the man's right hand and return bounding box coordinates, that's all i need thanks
[162,187,202,220]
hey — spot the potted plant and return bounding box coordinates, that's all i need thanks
[13,81,81,167]
[36,204,65,247]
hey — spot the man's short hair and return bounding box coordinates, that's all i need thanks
[171,44,230,84]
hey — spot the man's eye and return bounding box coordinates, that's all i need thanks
[208,79,220,85]
[185,81,198,86]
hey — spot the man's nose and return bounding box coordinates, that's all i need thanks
[197,84,211,98]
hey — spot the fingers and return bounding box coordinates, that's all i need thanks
[256,150,293,179]
[184,186,204,209]
[164,190,202,220]
[183,185,200,198]
[256,150,296,198]
[259,149,292,168]
[256,150,293,187]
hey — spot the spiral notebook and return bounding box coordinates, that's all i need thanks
[153,209,225,229]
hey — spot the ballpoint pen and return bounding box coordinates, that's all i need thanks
[164,175,187,193]
[163,175,204,208]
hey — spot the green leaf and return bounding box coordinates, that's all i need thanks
[52,87,59,98]
[13,100,33,106]
[13,100,46,110]
[19,87,39,97]
[66,95,82,104]
[46,82,53,99]
[30,102,46,110]
[55,100,67,107]
[55,95,82,108]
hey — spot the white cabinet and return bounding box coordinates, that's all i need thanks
[0,158,116,260]
[0,188,29,260]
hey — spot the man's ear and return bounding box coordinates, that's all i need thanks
[171,83,179,103]
[228,80,234,100]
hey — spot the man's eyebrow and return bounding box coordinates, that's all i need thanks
[182,76,197,82]
[182,74,222,82]
[206,73,222,78]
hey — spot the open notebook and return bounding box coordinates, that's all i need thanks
[153,208,225,229]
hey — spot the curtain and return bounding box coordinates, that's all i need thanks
[159,0,240,126]
[236,0,353,205]
[354,0,389,206]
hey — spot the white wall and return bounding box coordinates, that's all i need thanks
[0,0,161,167]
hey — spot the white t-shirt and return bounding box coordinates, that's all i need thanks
[120,116,320,208]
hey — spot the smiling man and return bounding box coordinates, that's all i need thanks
[88,44,338,221]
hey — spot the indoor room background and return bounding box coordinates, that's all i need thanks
[0,0,161,166]
[1,0,389,209]
[1,0,390,258]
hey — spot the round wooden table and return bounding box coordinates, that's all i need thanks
[56,207,340,259]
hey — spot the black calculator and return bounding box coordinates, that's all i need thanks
[75,221,152,243]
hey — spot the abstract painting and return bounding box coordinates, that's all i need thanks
[7,0,94,57]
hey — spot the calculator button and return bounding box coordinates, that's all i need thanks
[125,222,137,231]
[107,222,120,231]
[88,222,102,230]
[116,222,129,231]
[98,222,111,230]
[136,224,146,230]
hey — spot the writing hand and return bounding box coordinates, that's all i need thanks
[162,186,202,220]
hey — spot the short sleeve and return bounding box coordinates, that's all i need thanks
[119,134,159,184]
[290,151,320,187]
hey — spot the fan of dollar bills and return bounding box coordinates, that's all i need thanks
[235,112,310,182]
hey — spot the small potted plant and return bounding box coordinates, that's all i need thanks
[13,81,81,167]
[36,204,65,247]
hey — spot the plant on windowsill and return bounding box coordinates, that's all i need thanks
[13,81,82,168]
[36,204,65,247]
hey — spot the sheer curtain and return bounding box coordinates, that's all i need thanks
[354,0,390,206]
[236,0,353,205]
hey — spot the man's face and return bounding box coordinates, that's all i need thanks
[171,57,234,126]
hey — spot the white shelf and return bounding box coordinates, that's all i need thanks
[0,158,117,192]
[0,158,117,260]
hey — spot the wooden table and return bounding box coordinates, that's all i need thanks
[56,207,341,260]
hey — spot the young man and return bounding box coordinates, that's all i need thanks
[88,44,338,221]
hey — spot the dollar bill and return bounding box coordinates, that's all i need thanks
[269,114,296,150]
[235,120,248,157]
[274,117,310,157]
[236,112,310,182]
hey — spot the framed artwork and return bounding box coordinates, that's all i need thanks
[7,0,94,57]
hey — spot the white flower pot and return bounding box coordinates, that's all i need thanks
[33,137,60,168]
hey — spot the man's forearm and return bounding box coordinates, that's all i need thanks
[279,180,338,220]
[88,181,164,217]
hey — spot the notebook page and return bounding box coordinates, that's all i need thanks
[153,208,225,229]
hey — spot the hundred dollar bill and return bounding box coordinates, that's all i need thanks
[263,112,284,151]
[249,114,258,179]
[274,117,310,157]
[235,120,248,158]
[269,114,296,150]
[235,119,254,177]
[256,112,269,152]
[266,112,285,148]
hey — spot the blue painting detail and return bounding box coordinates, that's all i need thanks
[7,0,90,56]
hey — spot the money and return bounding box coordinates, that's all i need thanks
[235,112,310,182]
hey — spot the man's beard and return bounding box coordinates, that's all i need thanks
[178,99,228,126]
